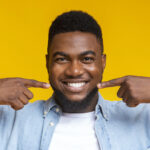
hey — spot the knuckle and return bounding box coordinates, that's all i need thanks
[10,99,20,105]
[109,80,115,84]
[30,80,39,87]
[125,75,130,80]
[19,95,29,104]
[133,99,139,104]
[24,101,29,105]
[19,104,24,109]
[10,104,18,110]
[126,99,134,107]
[16,103,24,110]
[128,100,138,107]
[16,81,22,86]
[11,105,16,110]
[15,77,21,80]
[125,81,134,90]
[31,80,37,84]
[15,78,23,83]
[125,76,133,84]
[130,92,138,100]
[16,106,24,110]
[125,79,131,85]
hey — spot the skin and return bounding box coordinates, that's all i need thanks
[46,31,106,112]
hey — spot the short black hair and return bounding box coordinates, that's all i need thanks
[47,10,103,54]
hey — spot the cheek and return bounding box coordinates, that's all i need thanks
[49,64,64,86]
[86,64,103,83]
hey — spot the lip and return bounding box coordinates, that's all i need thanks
[61,79,89,93]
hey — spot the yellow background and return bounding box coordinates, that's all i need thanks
[0,0,150,102]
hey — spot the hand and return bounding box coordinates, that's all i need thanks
[0,78,50,110]
[97,76,150,107]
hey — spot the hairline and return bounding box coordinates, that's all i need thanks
[47,31,104,56]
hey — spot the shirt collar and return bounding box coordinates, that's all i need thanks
[95,92,109,120]
[43,92,108,120]
[43,94,58,117]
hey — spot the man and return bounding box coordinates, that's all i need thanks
[0,11,150,150]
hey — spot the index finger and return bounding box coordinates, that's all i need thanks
[97,76,126,89]
[21,78,50,88]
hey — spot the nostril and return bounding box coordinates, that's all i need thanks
[63,82,67,85]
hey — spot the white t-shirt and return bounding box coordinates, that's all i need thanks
[48,111,100,150]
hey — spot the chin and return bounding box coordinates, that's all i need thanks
[53,87,98,113]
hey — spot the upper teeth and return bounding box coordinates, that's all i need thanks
[67,82,86,87]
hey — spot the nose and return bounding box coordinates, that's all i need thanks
[65,60,84,77]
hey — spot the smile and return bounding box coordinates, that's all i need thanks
[67,82,86,88]
[62,81,89,93]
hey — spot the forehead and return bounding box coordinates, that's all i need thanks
[49,31,101,55]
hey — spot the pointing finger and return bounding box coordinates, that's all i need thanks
[97,76,127,89]
[20,78,50,88]
[19,94,29,105]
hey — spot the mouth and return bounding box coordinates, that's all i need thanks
[61,80,89,93]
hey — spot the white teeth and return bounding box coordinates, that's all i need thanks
[67,82,86,88]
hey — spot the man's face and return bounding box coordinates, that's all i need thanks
[47,31,106,104]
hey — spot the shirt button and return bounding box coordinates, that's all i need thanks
[44,111,47,115]
[56,108,60,112]
[96,116,99,120]
[49,122,54,126]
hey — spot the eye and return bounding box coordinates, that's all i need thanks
[55,57,68,63]
[82,57,94,63]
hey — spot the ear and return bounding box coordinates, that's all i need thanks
[101,54,106,73]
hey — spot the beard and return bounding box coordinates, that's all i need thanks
[52,85,98,113]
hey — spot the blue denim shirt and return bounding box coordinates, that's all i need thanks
[0,92,150,150]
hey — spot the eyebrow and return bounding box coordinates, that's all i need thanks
[53,52,68,57]
[53,50,96,57]
[80,50,96,56]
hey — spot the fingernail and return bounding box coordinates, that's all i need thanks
[43,83,50,88]
[97,83,101,88]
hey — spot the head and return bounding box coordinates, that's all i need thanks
[46,11,106,112]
